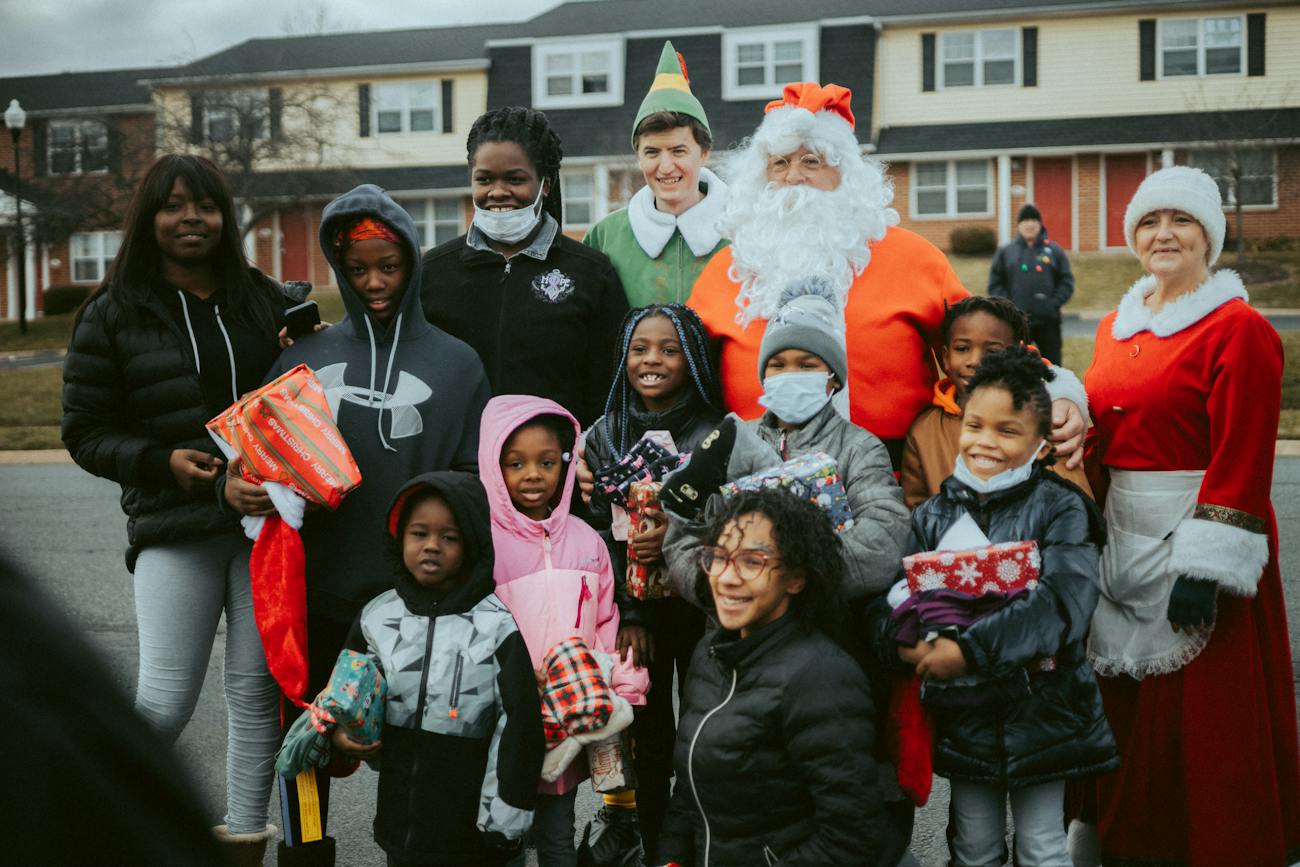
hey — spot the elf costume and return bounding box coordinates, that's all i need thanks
[584,41,728,308]
[1079,166,1300,867]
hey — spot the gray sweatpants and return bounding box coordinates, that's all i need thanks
[133,533,281,834]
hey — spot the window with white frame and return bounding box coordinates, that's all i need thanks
[722,27,819,100]
[940,29,1018,88]
[48,119,109,176]
[373,81,440,134]
[1189,149,1276,207]
[1160,16,1243,77]
[912,160,992,217]
[205,90,269,144]
[533,41,624,109]
[70,231,122,283]
[399,197,463,247]
[562,171,594,228]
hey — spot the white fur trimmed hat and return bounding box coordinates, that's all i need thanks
[1123,165,1226,266]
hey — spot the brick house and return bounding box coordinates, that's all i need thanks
[871,0,1300,251]
[0,66,163,320]
[146,22,525,287]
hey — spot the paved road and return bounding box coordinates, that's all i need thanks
[4,461,1299,866]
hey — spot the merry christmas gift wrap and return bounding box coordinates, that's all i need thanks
[722,451,854,533]
[207,363,361,509]
[626,480,672,600]
[903,541,1041,596]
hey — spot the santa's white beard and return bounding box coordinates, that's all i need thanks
[726,183,877,325]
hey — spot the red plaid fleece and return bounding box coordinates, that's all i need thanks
[539,636,614,747]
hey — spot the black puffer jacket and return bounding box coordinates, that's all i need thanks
[882,468,1118,788]
[61,273,304,569]
[658,615,903,867]
[583,392,723,626]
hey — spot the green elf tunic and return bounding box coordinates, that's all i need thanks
[584,167,728,308]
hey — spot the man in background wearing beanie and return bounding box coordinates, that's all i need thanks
[988,204,1075,364]
[585,41,728,307]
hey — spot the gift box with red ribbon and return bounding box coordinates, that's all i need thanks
[626,481,673,600]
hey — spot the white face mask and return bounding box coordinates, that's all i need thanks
[472,184,546,244]
[952,440,1046,495]
[758,371,832,425]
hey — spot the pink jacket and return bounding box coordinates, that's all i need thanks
[479,395,648,795]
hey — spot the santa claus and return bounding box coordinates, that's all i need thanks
[688,82,1085,467]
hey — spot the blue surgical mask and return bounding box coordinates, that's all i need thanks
[472,184,545,243]
[952,440,1046,494]
[758,371,832,424]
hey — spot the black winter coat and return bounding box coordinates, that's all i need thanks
[61,273,302,569]
[987,230,1075,321]
[884,469,1118,788]
[658,615,903,867]
[583,393,723,626]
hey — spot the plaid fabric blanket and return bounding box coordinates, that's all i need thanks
[539,636,615,747]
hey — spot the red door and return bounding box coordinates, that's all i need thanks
[1105,155,1147,248]
[1032,158,1073,250]
[280,208,310,282]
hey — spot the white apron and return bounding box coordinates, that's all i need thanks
[1088,469,1212,679]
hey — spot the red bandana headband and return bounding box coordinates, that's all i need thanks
[764,82,855,131]
[335,216,401,251]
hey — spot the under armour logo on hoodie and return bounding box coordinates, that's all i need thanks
[315,362,432,440]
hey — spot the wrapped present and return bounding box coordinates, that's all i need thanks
[276,649,386,778]
[903,541,1041,596]
[592,436,684,509]
[722,451,854,533]
[207,363,361,509]
[626,481,672,600]
[587,729,638,793]
[207,364,363,706]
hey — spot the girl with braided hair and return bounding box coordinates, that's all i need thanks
[580,303,723,861]
[420,106,629,426]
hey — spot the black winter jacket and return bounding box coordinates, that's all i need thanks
[583,393,723,626]
[879,469,1118,788]
[349,472,544,864]
[658,615,903,867]
[61,272,303,569]
[420,215,628,427]
[987,230,1075,321]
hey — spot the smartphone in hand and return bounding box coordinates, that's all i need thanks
[284,300,321,339]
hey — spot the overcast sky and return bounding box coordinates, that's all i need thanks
[0,0,565,77]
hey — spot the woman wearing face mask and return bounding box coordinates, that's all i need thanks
[1073,167,1300,866]
[659,281,909,606]
[420,107,629,426]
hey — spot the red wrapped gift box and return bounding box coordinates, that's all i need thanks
[903,541,1041,596]
[626,481,672,600]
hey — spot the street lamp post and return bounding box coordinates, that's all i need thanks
[5,98,27,335]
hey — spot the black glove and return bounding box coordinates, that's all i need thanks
[660,418,737,520]
[1167,574,1217,631]
[480,830,522,858]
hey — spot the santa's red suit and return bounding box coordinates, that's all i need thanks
[688,227,967,455]
[1082,269,1300,866]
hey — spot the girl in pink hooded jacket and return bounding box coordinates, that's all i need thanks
[479,394,648,866]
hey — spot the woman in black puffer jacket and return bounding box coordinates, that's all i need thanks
[655,489,904,867]
[61,154,304,860]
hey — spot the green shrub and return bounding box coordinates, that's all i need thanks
[950,225,998,255]
[42,284,91,316]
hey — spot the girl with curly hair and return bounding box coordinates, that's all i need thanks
[654,488,904,867]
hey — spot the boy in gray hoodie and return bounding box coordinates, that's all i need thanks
[267,184,491,865]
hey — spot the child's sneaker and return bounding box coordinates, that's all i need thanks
[578,804,644,867]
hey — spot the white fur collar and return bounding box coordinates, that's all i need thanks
[627,167,727,259]
[1111,269,1248,340]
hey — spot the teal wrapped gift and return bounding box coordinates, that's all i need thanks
[276,649,386,776]
[722,451,854,533]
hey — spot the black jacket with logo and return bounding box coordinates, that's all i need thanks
[420,216,628,427]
